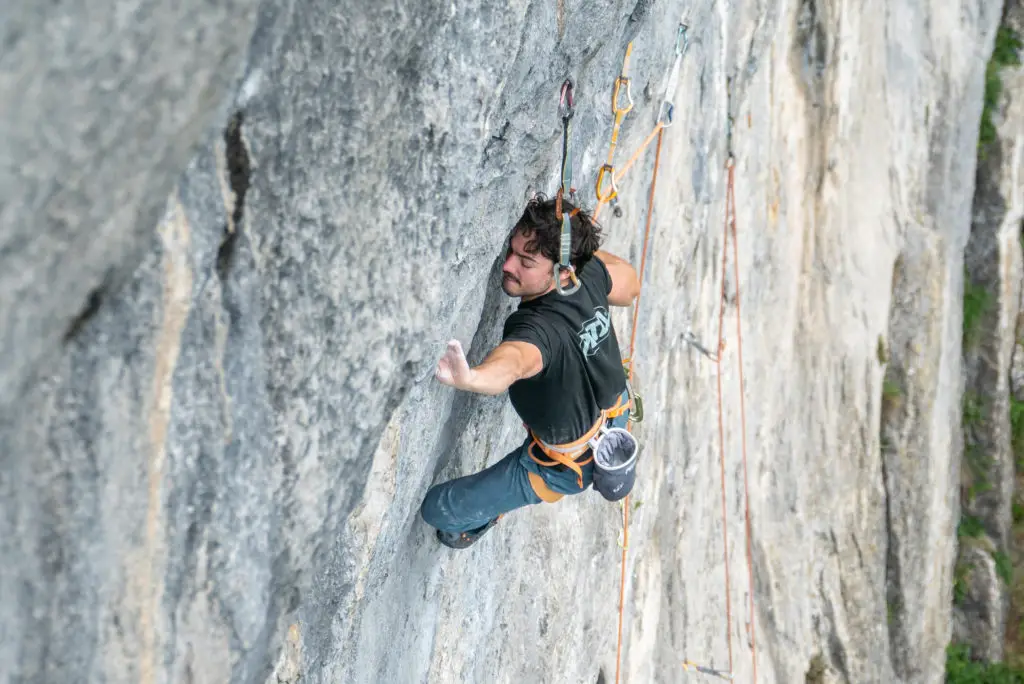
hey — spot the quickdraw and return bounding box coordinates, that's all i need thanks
[595,43,635,218]
[657,24,689,128]
[682,329,719,362]
[554,79,582,296]
[594,23,690,222]
[681,660,734,681]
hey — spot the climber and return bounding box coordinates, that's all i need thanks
[419,192,642,549]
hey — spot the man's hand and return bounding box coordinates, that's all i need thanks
[434,339,542,395]
[435,340,473,389]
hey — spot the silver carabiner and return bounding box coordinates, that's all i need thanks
[553,263,581,295]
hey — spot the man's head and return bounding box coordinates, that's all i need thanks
[501,193,603,299]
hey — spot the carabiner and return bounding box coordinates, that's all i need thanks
[558,79,575,121]
[657,23,689,128]
[681,660,733,680]
[675,23,689,56]
[612,76,634,117]
[657,102,675,128]
[553,263,582,295]
[595,164,619,203]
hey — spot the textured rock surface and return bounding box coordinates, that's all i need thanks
[952,0,1024,662]
[953,544,1008,661]
[0,0,1005,683]
[0,0,262,411]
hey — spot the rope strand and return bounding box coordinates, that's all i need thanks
[728,159,758,681]
[594,29,757,683]
[614,127,664,684]
[715,160,735,675]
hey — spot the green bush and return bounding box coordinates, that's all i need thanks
[947,643,1024,682]
[994,550,1014,585]
[959,515,985,539]
[980,27,1023,152]
[963,278,993,350]
[1010,397,1024,470]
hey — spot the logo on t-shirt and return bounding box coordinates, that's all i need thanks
[578,307,611,357]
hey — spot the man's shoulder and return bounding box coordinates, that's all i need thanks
[504,303,572,354]
[504,306,553,334]
[581,255,611,297]
[583,254,609,276]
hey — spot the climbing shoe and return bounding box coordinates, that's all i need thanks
[436,515,503,550]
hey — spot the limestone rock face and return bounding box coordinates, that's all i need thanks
[952,0,1024,663]
[0,0,264,413]
[0,0,1004,682]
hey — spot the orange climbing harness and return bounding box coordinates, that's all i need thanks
[526,393,631,493]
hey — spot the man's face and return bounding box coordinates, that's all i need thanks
[501,230,554,299]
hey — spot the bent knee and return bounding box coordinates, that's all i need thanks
[419,485,448,530]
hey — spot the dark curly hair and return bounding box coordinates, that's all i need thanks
[510,193,604,273]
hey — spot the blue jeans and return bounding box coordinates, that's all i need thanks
[420,391,631,534]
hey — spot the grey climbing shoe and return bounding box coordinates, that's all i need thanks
[436,515,502,550]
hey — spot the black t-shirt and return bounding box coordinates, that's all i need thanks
[502,256,627,444]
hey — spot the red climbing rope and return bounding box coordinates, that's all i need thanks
[715,160,736,676]
[726,156,758,682]
[612,141,760,684]
[714,156,758,681]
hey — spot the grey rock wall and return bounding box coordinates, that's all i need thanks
[0,0,263,413]
[0,0,1005,682]
[952,0,1024,663]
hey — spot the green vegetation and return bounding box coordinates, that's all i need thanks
[965,444,994,501]
[954,27,1024,679]
[883,378,901,401]
[1011,396,1024,471]
[963,276,993,350]
[994,550,1014,585]
[946,644,1024,683]
[1011,403,1024,666]
[964,392,986,429]
[955,559,971,605]
[805,653,827,684]
[980,27,1023,154]
[959,514,985,539]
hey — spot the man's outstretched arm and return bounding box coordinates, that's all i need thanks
[435,339,543,395]
[595,249,641,306]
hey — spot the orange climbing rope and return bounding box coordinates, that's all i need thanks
[592,22,757,684]
[614,127,664,684]
[714,160,736,675]
[723,156,758,682]
[711,154,759,681]
[610,140,760,683]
